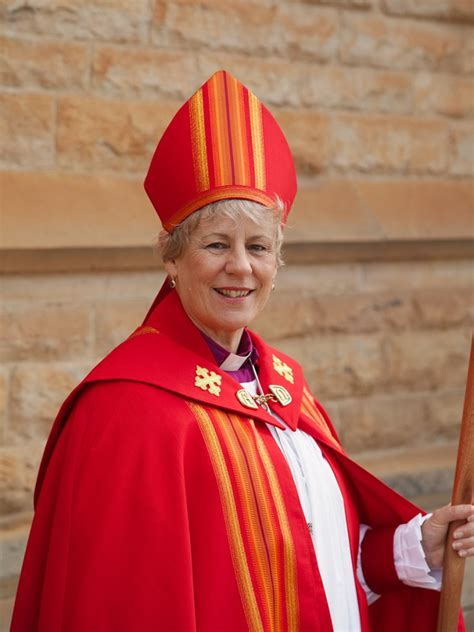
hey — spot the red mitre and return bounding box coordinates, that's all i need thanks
[144,70,297,232]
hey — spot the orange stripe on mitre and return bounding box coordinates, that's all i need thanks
[187,402,264,631]
[226,73,251,187]
[207,71,233,187]
[188,88,210,192]
[163,186,275,232]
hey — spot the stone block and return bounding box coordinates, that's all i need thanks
[0,518,29,580]
[94,300,150,356]
[92,46,198,98]
[384,467,455,503]
[0,93,54,169]
[340,390,464,452]
[338,393,429,451]
[425,389,465,443]
[302,66,413,114]
[0,35,89,90]
[57,96,179,172]
[152,0,338,62]
[8,363,92,443]
[274,3,340,61]
[252,288,325,340]
[280,264,362,296]
[258,290,417,338]
[413,288,474,329]
[259,282,472,344]
[465,606,474,632]
[382,0,474,22]
[354,442,460,508]
[1,171,157,250]
[289,180,474,245]
[386,328,471,392]
[277,109,332,174]
[277,332,388,399]
[341,13,470,73]
[0,303,92,362]
[414,73,474,119]
[359,259,474,293]
[0,593,17,632]
[331,113,449,174]
[1,271,163,304]
[0,369,7,445]
[320,292,415,333]
[0,444,43,514]
[449,125,474,176]
[290,0,371,5]
[355,442,457,480]
[0,0,150,43]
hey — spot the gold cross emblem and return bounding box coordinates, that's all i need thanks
[272,355,294,384]
[194,365,222,396]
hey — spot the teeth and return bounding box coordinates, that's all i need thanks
[216,289,251,298]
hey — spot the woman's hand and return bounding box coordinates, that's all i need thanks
[421,503,474,569]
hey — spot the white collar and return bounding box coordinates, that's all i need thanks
[219,351,252,371]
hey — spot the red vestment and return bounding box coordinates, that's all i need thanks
[11,291,463,631]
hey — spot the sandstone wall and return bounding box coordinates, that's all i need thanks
[1,0,473,627]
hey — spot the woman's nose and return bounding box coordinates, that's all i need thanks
[224,245,252,275]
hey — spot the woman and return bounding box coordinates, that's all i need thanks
[11,71,473,631]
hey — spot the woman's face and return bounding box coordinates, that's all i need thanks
[165,210,278,352]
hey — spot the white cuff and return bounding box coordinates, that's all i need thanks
[393,513,443,590]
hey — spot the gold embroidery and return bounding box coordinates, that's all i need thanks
[194,365,222,396]
[188,403,264,631]
[272,355,294,384]
[248,91,265,190]
[253,425,299,631]
[189,88,210,192]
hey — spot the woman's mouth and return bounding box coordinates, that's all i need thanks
[214,288,253,298]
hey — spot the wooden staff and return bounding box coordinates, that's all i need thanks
[436,335,474,632]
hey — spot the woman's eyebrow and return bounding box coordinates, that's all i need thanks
[200,232,229,240]
[248,234,272,240]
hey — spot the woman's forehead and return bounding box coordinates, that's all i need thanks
[195,208,275,236]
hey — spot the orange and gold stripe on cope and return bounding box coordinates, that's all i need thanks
[188,402,299,632]
[188,71,266,193]
[301,387,341,448]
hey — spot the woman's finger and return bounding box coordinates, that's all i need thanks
[430,504,474,527]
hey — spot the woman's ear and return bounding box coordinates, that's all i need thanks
[164,259,178,278]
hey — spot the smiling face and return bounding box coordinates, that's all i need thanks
[164,209,278,352]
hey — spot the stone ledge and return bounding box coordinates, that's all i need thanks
[2,171,473,253]
[355,442,457,509]
[2,238,473,273]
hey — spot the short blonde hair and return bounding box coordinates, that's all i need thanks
[158,198,285,266]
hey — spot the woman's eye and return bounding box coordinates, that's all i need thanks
[206,242,228,250]
[248,244,268,253]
